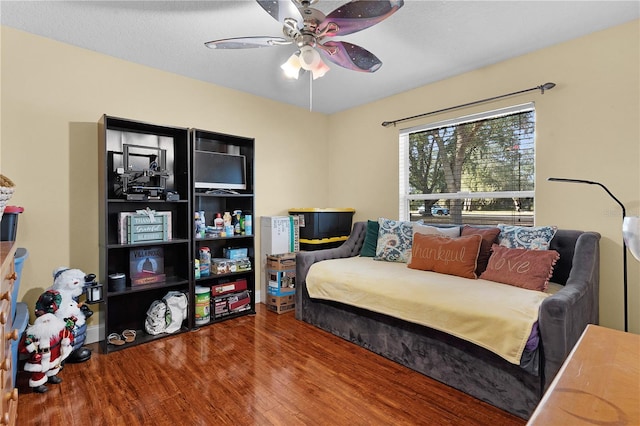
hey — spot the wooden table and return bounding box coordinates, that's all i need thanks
[527,324,639,425]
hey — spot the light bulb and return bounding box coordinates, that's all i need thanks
[281,53,301,79]
[298,46,320,71]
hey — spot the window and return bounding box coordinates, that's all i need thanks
[399,103,535,226]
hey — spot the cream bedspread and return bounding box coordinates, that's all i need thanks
[306,256,556,364]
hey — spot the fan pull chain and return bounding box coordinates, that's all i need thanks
[309,72,313,112]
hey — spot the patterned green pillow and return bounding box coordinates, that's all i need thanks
[497,224,558,250]
[374,218,414,263]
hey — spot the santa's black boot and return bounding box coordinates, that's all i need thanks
[48,375,62,384]
[65,347,92,363]
[33,385,48,393]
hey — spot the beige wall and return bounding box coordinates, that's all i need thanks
[326,20,640,333]
[2,20,639,334]
[1,27,329,325]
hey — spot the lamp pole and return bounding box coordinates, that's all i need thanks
[548,177,628,332]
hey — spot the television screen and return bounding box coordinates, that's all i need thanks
[194,150,246,190]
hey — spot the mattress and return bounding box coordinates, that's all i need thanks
[307,256,559,364]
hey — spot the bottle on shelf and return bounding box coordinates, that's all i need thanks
[223,211,233,236]
[195,211,206,239]
[199,247,211,277]
[233,209,242,235]
[214,213,224,231]
[244,214,252,236]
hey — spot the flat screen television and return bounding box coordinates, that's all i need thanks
[194,150,247,190]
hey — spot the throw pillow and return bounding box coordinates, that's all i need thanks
[480,244,560,291]
[408,233,483,279]
[374,218,414,263]
[461,226,500,275]
[413,223,461,238]
[360,220,380,257]
[497,224,558,250]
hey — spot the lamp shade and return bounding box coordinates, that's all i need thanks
[280,53,301,79]
[311,59,330,80]
[623,216,640,261]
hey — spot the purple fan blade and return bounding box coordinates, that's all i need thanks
[318,0,404,37]
[319,41,382,73]
[205,36,290,49]
[256,0,303,26]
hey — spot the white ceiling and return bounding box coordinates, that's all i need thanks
[2,1,638,114]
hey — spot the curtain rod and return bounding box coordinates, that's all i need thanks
[381,82,556,128]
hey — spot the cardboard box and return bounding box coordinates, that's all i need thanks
[211,257,251,275]
[213,290,252,319]
[260,216,300,254]
[235,257,252,272]
[211,258,235,275]
[224,247,249,260]
[267,269,295,296]
[266,253,296,270]
[211,278,248,296]
[265,294,295,314]
[266,303,295,314]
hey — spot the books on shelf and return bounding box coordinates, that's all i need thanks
[129,246,165,286]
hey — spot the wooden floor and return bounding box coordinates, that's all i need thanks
[17,304,525,425]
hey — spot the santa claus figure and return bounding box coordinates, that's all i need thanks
[20,313,75,393]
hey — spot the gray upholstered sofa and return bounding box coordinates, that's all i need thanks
[295,221,600,419]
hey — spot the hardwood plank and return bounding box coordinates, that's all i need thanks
[17,304,525,425]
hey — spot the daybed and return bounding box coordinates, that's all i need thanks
[295,221,600,419]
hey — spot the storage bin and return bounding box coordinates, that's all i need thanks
[12,302,29,385]
[0,206,23,242]
[12,248,28,320]
[288,208,355,251]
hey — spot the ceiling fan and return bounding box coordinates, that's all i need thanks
[205,0,404,80]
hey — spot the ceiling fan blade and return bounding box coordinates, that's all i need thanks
[256,0,303,27]
[318,0,404,37]
[319,41,382,73]
[205,36,291,49]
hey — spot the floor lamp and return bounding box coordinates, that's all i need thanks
[548,177,630,332]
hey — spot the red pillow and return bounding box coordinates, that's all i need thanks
[461,226,500,275]
[408,233,482,279]
[480,244,560,291]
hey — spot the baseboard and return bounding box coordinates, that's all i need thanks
[85,323,103,345]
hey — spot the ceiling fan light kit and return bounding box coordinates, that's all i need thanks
[205,0,405,80]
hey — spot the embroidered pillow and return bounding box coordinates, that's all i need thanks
[461,226,500,275]
[480,244,560,291]
[408,233,482,279]
[374,218,414,263]
[413,223,461,238]
[360,220,380,257]
[497,224,558,250]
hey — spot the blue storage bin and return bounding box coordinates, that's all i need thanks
[12,248,28,321]
[11,248,29,385]
[12,302,29,385]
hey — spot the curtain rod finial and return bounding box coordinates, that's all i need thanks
[381,121,394,127]
[540,82,556,94]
